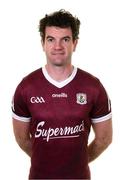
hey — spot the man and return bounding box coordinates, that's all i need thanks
[12,9,112,179]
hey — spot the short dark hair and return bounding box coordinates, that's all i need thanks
[39,9,80,42]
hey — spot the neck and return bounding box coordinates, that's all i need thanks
[45,64,74,82]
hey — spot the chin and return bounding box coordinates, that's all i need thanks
[53,63,65,67]
[52,59,65,66]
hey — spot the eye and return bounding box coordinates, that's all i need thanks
[63,37,70,42]
[47,37,54,42]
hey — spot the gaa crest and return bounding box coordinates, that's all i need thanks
[76,93,87,105]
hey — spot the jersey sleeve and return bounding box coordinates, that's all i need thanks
[12,81,31,122]
[91,80,112,123]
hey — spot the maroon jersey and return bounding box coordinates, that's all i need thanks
[12,67,112,179]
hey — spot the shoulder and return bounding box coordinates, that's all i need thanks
[77,68,101,86]
[76,68,107,98]
[20,68,42,86]
[24,68,42,82]
[15,68,43,93]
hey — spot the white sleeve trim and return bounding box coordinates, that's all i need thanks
[12,112,31,122]
[91,112,112,123]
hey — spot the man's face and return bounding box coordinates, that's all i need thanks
[42,26,78,67]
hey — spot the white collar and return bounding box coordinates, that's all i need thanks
[42,66,77,88]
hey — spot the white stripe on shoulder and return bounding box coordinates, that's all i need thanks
[12,112,31,122]
[91,112,112,123]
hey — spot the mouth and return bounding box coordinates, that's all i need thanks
[52,52,65,55]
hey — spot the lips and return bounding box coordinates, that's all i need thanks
[52,52,65,55]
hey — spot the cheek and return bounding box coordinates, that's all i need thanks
[44,47,52,57]
[67,45,75,52]
[42,45,49,53]
[44,44,53,51]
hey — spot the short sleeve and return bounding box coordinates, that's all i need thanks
[12,82,31,122]
[91,80,112,123]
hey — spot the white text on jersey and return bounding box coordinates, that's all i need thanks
[35,121,84,142]
[52,93,68,98]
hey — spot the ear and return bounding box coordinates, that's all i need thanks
[41,39,45,51]
[73,39,78,51]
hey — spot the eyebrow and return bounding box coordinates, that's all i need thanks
[46,36,54,39]
[46,35,71,40]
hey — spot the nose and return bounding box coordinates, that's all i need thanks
[54,40,63,50]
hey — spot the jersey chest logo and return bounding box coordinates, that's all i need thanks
[76,93,87,105]
[30,96,45,103]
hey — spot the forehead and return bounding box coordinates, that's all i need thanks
[45,26,72,38]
